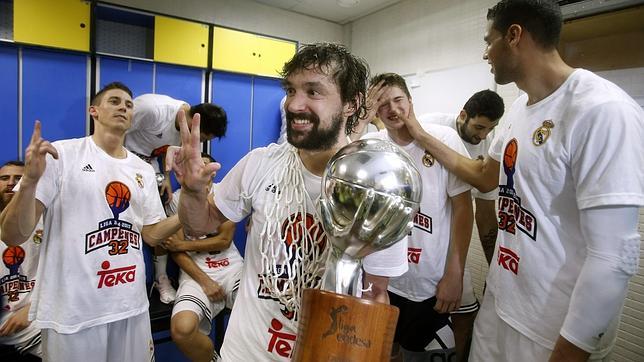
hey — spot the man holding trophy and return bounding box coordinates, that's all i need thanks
[167,43,411,361]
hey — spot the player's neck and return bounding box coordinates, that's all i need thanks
[298,135,349,177]
[388,127,414,146]
[516,50,574,106]
[92,131,127,159]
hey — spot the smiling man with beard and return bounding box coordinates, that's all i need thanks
[166,43,409,361]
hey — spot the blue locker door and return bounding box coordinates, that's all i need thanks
[155,64,204,105]
[0,45,19,163]
[210,71,252,256]
[210,72,252,180]
[251,77,284,148]
[98,56,154,97]
[22,48,88,147]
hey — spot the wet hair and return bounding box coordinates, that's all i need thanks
[281,43,370,135]
[487,0,562,49]
[463,90,505,121]
[189,103,227,139]
[369,73,411,98]
[91,82,132,106]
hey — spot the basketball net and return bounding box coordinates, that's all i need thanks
[258,145,329,319]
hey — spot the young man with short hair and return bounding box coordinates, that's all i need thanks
[364,73,474,362]
[0,82,182,361]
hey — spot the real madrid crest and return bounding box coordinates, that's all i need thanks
[532,120,554,146]
[135,173,144,189]
[32,229,43,244]
[422,150,435,167]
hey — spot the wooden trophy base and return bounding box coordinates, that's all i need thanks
[292,288,399,362]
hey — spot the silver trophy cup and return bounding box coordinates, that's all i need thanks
[319,138,422,296]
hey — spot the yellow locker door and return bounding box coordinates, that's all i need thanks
[14,0,90,52]
[154,16,209,68]
[212,27,258,75]
[256,36,296,78]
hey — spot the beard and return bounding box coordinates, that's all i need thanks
[286,110,344,151]
[459,119,480,144]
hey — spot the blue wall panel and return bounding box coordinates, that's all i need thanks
[155,64,203,106]
[210,72,253,255]
[251,77,283,148]
[0,45,19,163]
[22,48,88,147]
[98,56,154,97]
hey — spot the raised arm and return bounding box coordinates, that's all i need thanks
[165,111,227,236]
[398,107,500,192]
[0,121,57,245]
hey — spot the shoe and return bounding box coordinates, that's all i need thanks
[156,275,176,304]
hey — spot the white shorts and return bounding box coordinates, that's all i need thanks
[42,312,154,362]
[470,291,612,362]
[171,278,239,335]
[452,268,479,314]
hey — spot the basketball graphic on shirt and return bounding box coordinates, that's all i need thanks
[105,181,131,219]
[503,138,518,170]
[2,245,26,275]
[281,212,327,251]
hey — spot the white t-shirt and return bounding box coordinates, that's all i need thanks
[487,69,644,353]
[167,187,243,292]
[31,136,166,334]
[214,142,407,361]
[365,124,472,301]
[125,94,186,161]
[420,112,497,200]
[0,219,43,347]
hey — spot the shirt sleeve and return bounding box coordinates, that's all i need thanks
[363,236,408,277]
[142,168,166,225]
[213,152,256,223]
[570,101,644,209]
[443,130,473,197]
[34,145,62,208]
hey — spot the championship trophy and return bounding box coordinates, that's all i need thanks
[293,139,422,361]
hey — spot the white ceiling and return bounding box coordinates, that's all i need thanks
[253,0,403,24]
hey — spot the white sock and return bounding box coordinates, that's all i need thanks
[154,254,168,281]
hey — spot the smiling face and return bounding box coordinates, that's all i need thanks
[483,20,518,85]
[458,112,499,145]
[90,89,134,133]
[375,85,411,131]
[0,164,23,208]
[283,67,348,151]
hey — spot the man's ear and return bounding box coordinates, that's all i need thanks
[458,109,468,120]
[88,105,98,119]
[343,96,359,118]
[506,24,523,47]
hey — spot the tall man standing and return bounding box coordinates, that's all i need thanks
[167,43,409,361]
[396,1,644,360]
[1,82,182,361]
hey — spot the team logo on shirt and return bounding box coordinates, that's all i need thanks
[497,139,538,275]
[407,247,422,264]
[532,120,555,146]
[1,246,36,302]
[135,173,144,189]
[85,181,141,255]
[96,260,136,288]
[257,212,327,320]
[422,150,435,167]
[267,318,297,358]
[205,257,230,268]
[32,229,43,244]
